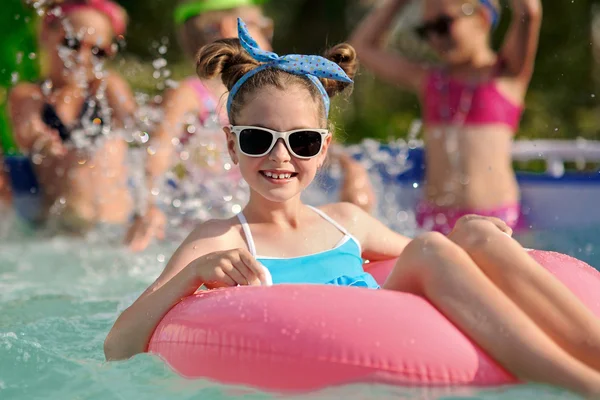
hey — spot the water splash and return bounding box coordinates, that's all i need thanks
[158,112,249,232]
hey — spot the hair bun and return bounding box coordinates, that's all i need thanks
[196,38,259,91]
[320,43,358,98]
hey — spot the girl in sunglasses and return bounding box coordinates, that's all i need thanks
[124,0,273,252]
[125,0,376,251]
[106,20,600,397]
[8,0,138,232]
[351,0,542,234]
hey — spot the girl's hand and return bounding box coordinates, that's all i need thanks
[191,248,268,289]
[339,166,376,214]
[453,215,513,237]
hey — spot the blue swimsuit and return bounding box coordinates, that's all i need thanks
[237,206,379,289]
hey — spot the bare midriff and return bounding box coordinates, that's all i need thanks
[35,137,132,227]
[423,123,519,209]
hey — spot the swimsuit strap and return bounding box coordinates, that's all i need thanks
[237,206,363,258]
[41,103,71,142]
[307,206,363,254]
[237,211,257,257]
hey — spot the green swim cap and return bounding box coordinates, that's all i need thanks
[174,0,268,26]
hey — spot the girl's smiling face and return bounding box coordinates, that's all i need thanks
[226,84,331,203]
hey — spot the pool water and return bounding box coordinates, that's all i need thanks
[0,196,598,399]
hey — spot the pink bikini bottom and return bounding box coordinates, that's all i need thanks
[416,200,522,235]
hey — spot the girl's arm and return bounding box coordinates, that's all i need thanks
[499,0,542,85]
[105,219,265,360]
[105,225,223,361]
[124,84,202,252]
[105,72,138,127]
[144,84,201,190]
[8,83,65,156]
[349,0,428,91]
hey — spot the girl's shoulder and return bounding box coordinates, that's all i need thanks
[183,216,247,253]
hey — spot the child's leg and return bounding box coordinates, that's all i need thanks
[383,232,600,396]
[448,218,600,371]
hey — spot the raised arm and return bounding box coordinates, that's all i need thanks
[349,0,428,91]
[499,0,542,86]
[8,83,64,156]
[124,84,201,252]
[144,84,200,185]
[105,72,138,128]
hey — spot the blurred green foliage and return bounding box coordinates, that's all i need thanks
[116,0,600,144]
[5,0,600,146]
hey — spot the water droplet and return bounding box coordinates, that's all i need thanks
[139,132,150,143]
[157,254,165,262]
[31,154,43,165]
[158,45,168,55]
[152,58,167,70]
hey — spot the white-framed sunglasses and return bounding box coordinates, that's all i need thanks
[229,125,330,159]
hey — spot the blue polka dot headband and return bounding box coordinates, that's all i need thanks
[226,18,353,118]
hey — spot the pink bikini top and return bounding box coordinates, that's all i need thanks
[422,65,523,132]
[179,78,229,145]
[183,77,229,126]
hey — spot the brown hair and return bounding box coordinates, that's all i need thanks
[195,38,358,126]
[177,4,258,59]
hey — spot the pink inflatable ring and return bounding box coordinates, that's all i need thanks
[148,250,600,392]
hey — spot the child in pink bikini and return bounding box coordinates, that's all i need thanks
[351,0,542,234]
[126,0,376,251]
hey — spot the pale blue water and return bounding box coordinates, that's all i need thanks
[0,205,595,400]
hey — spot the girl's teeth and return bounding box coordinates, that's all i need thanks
[263,172,293,180]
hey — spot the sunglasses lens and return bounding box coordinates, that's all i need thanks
[92,47,108,59]
[239,128,273,155]
[63,37,81,51]
[433,17,452,36]
[289,131,323,158]
[415,26,427,39]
